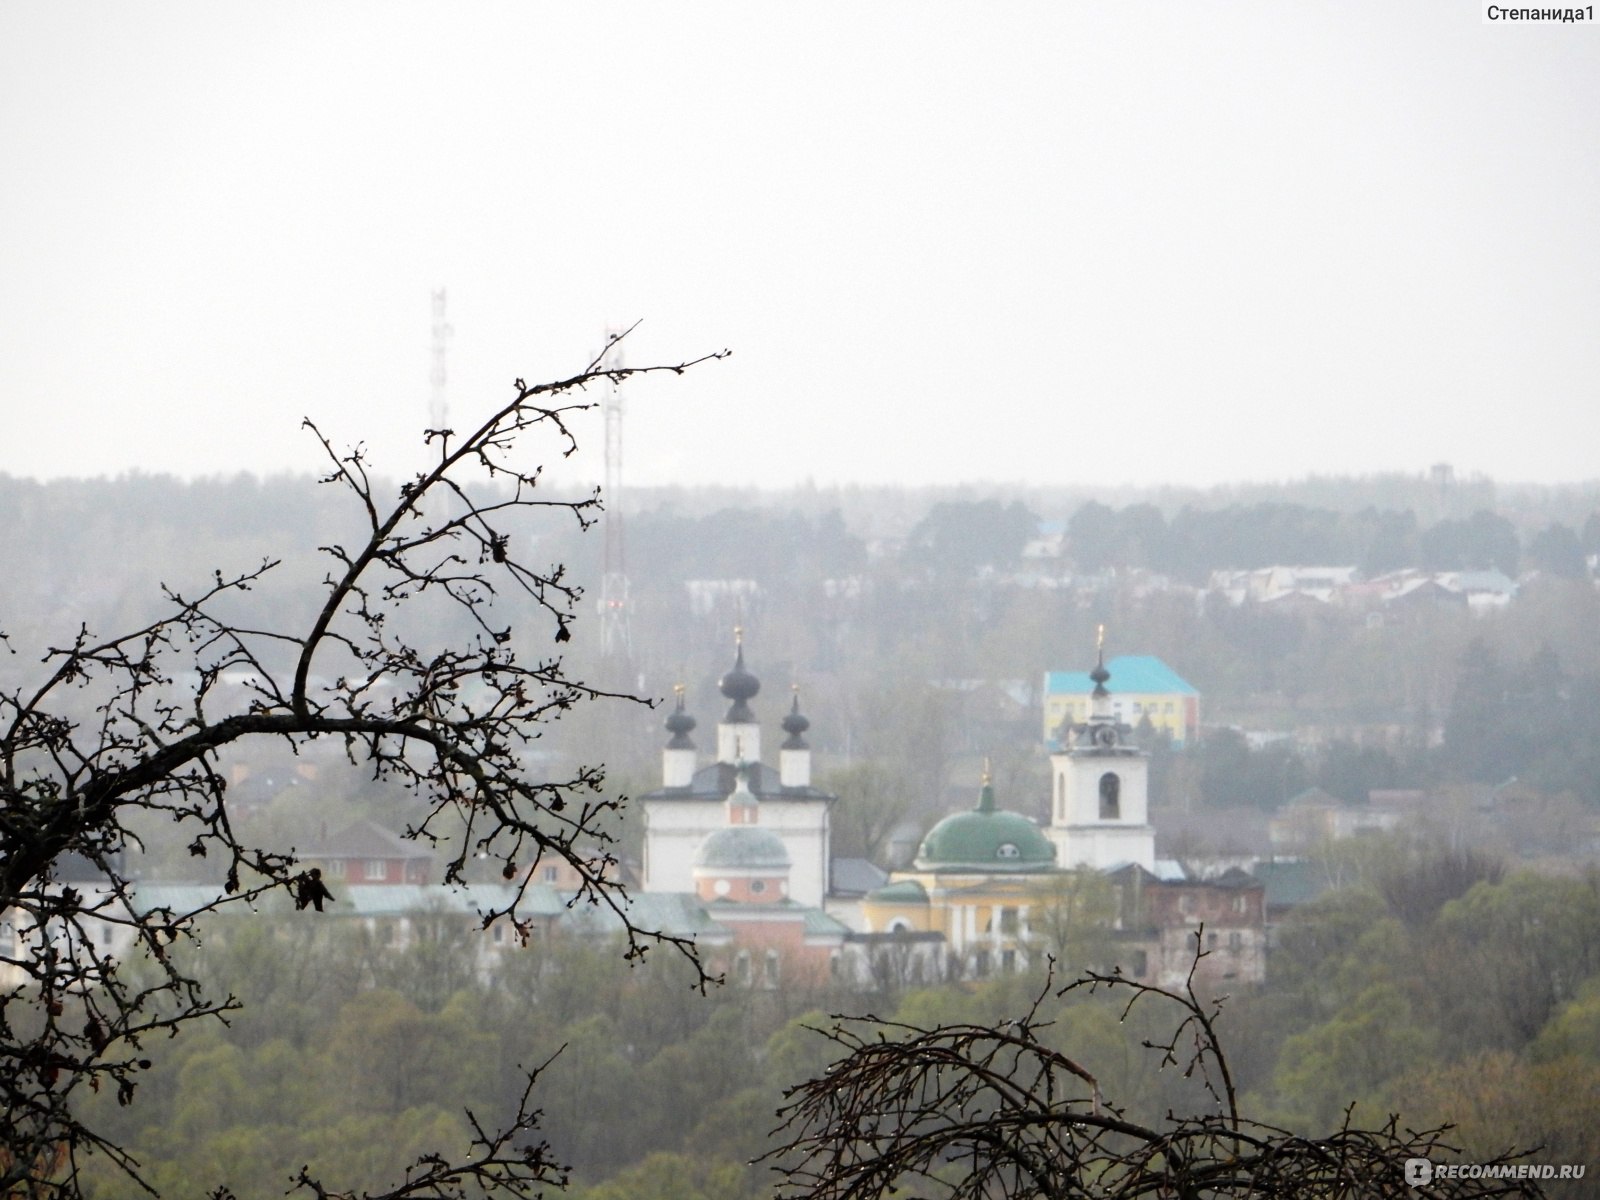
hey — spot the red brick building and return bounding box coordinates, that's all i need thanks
[1106,864,1266,989]
[301,818,434,887]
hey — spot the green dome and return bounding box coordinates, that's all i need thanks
[695,826,791,870]
[915,781,1055,871]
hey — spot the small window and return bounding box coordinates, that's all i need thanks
[364,859,387,881]
[750,879,767,894]
[1228,932,1243,952]
[735,951,751,985]
[1000,949,1016,973]
[1131,950,1149,977]
[542,865,559,884]
[996,843,1020,860]
[764,949,780,987]
[326,861,346,880]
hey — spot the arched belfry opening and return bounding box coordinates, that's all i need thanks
[1098,771,1121,820]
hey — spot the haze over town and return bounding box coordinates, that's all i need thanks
[3,3,1598,491]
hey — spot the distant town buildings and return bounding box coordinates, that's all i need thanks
[14,631,1401,998]
[1205,565,1516,615]
[301,818,434,887]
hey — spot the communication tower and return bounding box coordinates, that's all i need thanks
[598,330,632,664]
[429,289,452,436]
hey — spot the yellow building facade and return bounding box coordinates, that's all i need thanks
[862,775,1060,976]
[1042,655,1199,748]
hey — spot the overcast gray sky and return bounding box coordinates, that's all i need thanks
[2,3,1597,492]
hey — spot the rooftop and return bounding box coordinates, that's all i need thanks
[1045,656,1198,698]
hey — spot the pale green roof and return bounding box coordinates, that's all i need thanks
[695,826,791,870]
[867,879,930,904]
[557,891,732,939]
[803,909,852,936]
[128,881,569,920]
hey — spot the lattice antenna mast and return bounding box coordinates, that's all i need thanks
[429,288,452,436]
[599,328,632,663]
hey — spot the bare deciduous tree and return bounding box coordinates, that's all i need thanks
[769,941,1547,1199]
[0,333,725,1198]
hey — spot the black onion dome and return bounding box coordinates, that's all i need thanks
[781,689,810,749]
[665,689,697,749]
[720,645,759,701]
[719,639,760,723]
[1090,639,1111,698]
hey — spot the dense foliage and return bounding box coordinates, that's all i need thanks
[66,851,1600,1199]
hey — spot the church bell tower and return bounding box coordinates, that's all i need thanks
[1046,629,1156,872]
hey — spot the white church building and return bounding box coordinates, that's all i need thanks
[637,634,835,909]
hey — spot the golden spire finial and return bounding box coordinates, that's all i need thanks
[734,625,744,646]
[982,756,992,786]
[1097,623,1105,652]
[673,682,685,698]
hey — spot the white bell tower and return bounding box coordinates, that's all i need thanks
[1047,630,1156,872]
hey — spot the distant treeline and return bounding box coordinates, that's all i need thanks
[4,471,1597,590]
[1061,500,1597,581]
[621,497,1599,587]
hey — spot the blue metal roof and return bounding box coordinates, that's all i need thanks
[1044,656,1198,697]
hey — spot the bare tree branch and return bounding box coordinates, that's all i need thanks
[768,951,1549,1200]
[0,334,729,1198]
